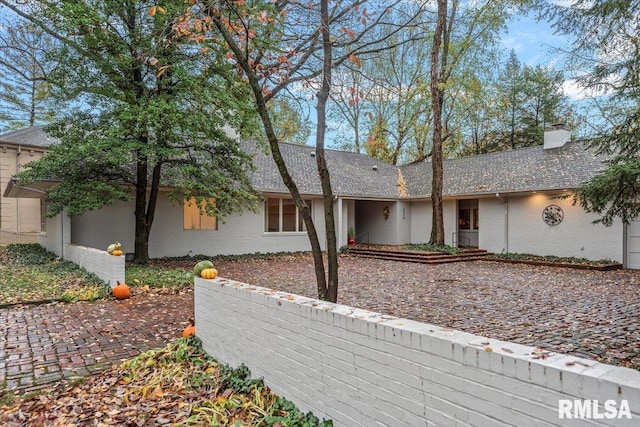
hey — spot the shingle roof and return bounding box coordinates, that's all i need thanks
[245,141,401,199]
[0,126,59,148]
[3,126,607,199]
[400,141,608,198]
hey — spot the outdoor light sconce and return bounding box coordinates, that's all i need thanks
[383,206,390,220]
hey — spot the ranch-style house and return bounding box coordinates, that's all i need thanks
[3,125,638,268]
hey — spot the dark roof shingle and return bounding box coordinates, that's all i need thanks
[3,126,607,199]
[246,142,401,199]
[400,141,607,198]
[0,126,59,148]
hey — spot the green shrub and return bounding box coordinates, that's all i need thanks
[5,243,57,265]
[492,252,615,265]
[126,265,193,290]
[404,243,460,254]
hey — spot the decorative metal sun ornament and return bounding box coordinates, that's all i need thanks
[542,204,564,226]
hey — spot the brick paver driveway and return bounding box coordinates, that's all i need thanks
[214,255,640,370]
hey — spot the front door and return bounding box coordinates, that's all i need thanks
[457,199,479,247]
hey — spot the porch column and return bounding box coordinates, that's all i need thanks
[335,197,344,247]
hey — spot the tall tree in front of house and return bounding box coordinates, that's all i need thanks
[177,1,426,302]
[430,0,447,245]
[544,0,640,225]
[429,0,534,245]
[2,0,261,264]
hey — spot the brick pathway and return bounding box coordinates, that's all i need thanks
[1,291,193,395]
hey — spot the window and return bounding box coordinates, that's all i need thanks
[183,197,217,230]
[265,198,310,232]
[459,208,479,230]
[458,209,471,230]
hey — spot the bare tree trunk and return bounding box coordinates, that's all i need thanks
[258,100,329,300]
[317,0,339,303]
[209,12,330,301]
[134,150,150,264]
[430,0,447,245]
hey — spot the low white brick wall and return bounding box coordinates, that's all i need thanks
[195,277,640,427]
[64,243,125,287]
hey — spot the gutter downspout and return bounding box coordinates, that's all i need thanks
[496,193,508,253]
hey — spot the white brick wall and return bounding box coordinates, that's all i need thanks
[64,243,125,286]
[70,193,321,259]
[195,277,640,427]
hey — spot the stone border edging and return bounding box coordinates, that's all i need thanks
[0,298,61,309]
[486,257,623,271]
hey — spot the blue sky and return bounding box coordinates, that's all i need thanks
[502,12,569,68]
[502,11,592,101]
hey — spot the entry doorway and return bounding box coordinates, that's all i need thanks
[457,199,479,247]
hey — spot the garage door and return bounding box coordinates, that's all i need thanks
[626,220,640,269]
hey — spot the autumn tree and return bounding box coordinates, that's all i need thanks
[267,97,312,144]
[544,0,640,225]
[364,113,393,162]
[328,7,432,165]
[360,21,432,165]
[179,1,426,302]
[328,68,372,153]
[2,0,261,263]
[446,73,500,157]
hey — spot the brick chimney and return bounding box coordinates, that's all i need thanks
[543,123,571,149]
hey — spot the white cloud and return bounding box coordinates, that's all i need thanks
[562,79,610,101]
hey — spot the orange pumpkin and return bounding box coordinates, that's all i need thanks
[113,281,131,299]
[182,324,195,337]
[182,318,195,337]
[200,268,218,279]
[112,249,123,256]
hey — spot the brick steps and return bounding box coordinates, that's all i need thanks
[346,246,491,264]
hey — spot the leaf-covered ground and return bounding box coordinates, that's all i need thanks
[2,246,638,426]
[0,337,331,426]
[0,245,108,305]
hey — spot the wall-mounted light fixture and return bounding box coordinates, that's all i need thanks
[383,206,390,220]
